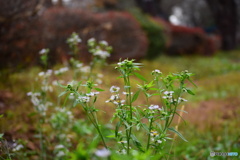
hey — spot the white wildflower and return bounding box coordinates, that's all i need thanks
[122,92,133,95]
[95,148,111,157]
[39,48,47,55]
[178,97,188,103]
[80,66,90,73]
[88,37,96,43]
[164,91,174,95]
[118,141,127,144]
[152,69,162,75]
[78,96,90,103]
[38,72,45,77]
[93,50,110,59]
[12,144,24,152]
[157,140,162,144]
[99,40,108,46]
[76,63,83,68]
[150,130,159,137]
[116,149,126,155]
[55,144,65,150]
[68,34,81,43]
[149,105,161,110]
[56,151,65,157]
[86,92,99,97]
[59,67,68,73]
[110,86,120,93]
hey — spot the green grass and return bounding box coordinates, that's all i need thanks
[1,51,240,159]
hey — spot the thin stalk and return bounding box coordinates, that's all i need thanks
[167,105,185,160]
[39,117,46,160]
[166,82,184,129]
[88,108,108,149]
[146,118,153,150]
[126,75,133,154]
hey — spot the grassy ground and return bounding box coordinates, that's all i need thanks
[0,51,240,159]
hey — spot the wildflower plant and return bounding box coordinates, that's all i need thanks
[104,59,196,157]
[87,38,112,79]
[26,32,196,159]
[66,32,82,58]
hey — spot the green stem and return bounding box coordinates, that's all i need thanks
[165,82,184,131]
[126,76,133,154]
[146,118,153,150]
[88,108,108,149]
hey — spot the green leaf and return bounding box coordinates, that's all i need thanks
[176,109,188,114]
[63,93,70,106]
[115,122,121,138]
[141,123,149,132]
[57,81,67,88]
[186,89,195,95]
[168,127,188,142]
[93,96,97,103]
[146,80,154,88]
[94,88,105,91]
[188,78,197,88]
[0,133,4,139]
[134,72,147,82]
[131,90,140,103]
[131,134,144,152]
[106,134,115,138]
[73,99,78,107]
[149,88,159,91]
[0,114,3,118]
[58,91,68,97]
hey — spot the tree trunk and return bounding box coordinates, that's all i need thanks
[205,0,238,50]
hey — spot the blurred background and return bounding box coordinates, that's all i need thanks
[0,0,240,68]
[0,0,240,159]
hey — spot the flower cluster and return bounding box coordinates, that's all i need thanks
[95,148,111,158]
[148,104,162,110]
[106,86,126,106]
[27,92,52,116]
[67,32,82,45]
[54,67,69,75]
[77,91,100,104]
[151,69,162,76]
[38,69,53,77]
[88,38,112,60]
[39,48,49,55]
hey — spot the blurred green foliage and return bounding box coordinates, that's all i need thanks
[129,9,166,59]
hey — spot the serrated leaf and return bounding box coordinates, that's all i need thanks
[168,127,188,142]
[186,89,195,95]
[94,88,105,91]
[134,72,147,82]
[131,90,140,103]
